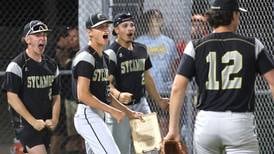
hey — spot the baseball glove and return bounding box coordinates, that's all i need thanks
[160,140,188,154]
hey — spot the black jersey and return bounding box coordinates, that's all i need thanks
[105,41,152,100]
[178,32,274,112]
[72,46,110,104]
[1,51,60,124]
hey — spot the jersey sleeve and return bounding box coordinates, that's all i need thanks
[177,41,196,79]
[1,62,23,94]
[255,38,274,75]
[104,49,117,76]
[72,51,95,79]
[52,66,61,96]
[145,55,152,71]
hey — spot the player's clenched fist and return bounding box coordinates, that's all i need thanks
[31,119,46,131]
[158,97,169,111]
[118,92,133,104]
[112,109,126,123]
[45,119,58,130]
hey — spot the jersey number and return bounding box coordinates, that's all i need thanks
[206,51,242,90]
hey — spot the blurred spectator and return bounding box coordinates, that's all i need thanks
[52,26,83,154]
[136,9,179,96]
[50,26,69,154]
[67,26,80,53]
[177,14,209,56]
[135,9,179,136]
[55,26,79,70]
[191,14,209,39]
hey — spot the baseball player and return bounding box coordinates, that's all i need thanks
[1,20,61,154]
[164,0,274,153]
[105,12,169,154]
[72,13,142,154]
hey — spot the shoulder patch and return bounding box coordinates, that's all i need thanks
[72,51,95,67]
[6,62,23,78]
[104,49,117,64]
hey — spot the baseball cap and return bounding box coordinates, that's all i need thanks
[113,12,134,27]
[112,13,134,36]
[86,13,113,29]
[23,20,51,37]
[210,0,247,12]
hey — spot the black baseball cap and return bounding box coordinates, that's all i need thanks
[112,13,134,36]
[23,20,51,37]
[210,0,247,12]
[113,12,134,27]
[86,13,113,29]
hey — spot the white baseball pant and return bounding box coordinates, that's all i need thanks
[74,104,120,154]
[194,110,259,154]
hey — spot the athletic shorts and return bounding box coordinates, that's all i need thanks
[19,125,52,152]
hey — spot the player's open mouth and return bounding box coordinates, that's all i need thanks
[127,33,133,37]
[103,34,108,39]
[38,43,45,49]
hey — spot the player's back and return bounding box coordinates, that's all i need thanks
[192,32,258,112]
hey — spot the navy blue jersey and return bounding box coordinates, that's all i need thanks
[72,46,110,104]
[178,32,274,112]
[1,51,60,125]
[105,41,152,100]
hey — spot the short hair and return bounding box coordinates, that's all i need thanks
[141,9,163,34]
[206,9,234,28]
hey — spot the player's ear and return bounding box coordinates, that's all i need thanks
[86,29,93,40]
[24,36,30,44]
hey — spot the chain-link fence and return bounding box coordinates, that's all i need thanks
[0,0,273,153]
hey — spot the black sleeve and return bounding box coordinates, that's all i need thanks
[177,54,195,79]
[145,56,152,71]
[256,48,274,75]
[1,72,22,94]
[52,73,61,96]
[177,41,196,79]
[73,61,94,79]
[108,60,117,76]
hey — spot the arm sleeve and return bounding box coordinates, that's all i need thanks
[255,38,274,75]
[104,49,118,76]
[2,62,23,94]
[52,67,61,96]
[145,56,153,71]
[73,61,94,79]
[177,41,196,79]
[72,51,95,79]
[2,72,22,94]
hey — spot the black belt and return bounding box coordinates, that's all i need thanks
[125,97,141,106]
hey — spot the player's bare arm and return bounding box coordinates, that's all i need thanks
[109,74,133,104]
[109,93,143,120]
[7,91,46,131]
[77,76,126,122]
[263,69,274,99]
[164,74,189,142]
[144,70,169,110]
[45,95,61,130]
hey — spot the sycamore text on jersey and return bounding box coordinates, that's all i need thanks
[121,59,145,74]
[27,75,55,88]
